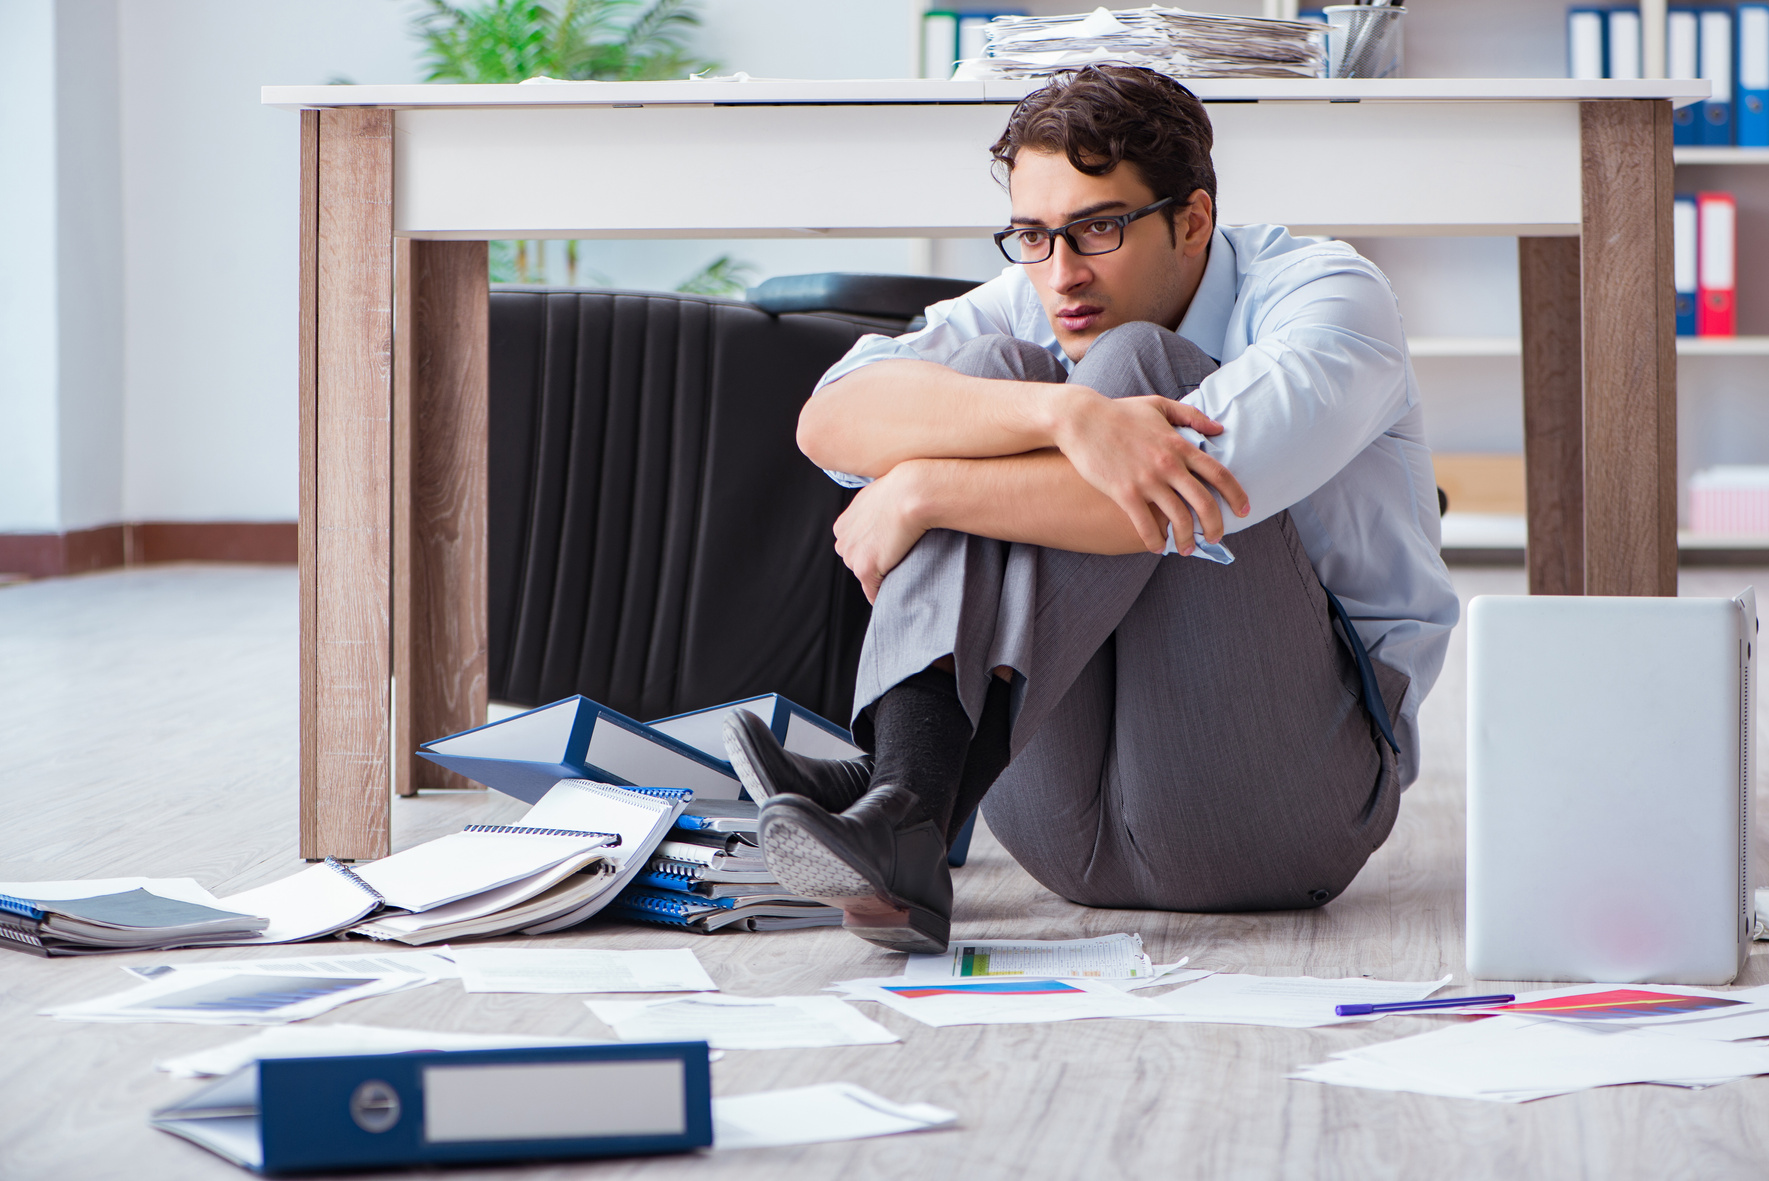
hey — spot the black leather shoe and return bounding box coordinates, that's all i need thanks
[757,784,952,954]
[722,709,874,813]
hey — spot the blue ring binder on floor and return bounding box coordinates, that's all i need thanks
[151,1043,713,1173]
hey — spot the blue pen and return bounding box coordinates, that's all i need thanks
[1335,993,1515,1017]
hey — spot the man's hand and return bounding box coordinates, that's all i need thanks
[832,464,932,604]
[1049,387,1249,555]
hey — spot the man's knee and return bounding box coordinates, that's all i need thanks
[1075,321,1217,399]
[945,334,1067,383]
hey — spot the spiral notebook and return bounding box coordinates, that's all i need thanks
[351,825,621,913]
[608,887,842,934]
[214,860,386,945]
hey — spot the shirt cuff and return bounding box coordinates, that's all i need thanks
[1161,522,1236,565]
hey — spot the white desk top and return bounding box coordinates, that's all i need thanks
[263,77,1709,111]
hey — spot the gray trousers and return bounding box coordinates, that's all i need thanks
[853,322,1407,913]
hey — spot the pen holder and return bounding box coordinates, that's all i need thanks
[1325,5,1404,79]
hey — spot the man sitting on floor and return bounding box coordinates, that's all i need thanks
[725,65,1459,954]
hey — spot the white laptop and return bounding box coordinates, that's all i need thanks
[1466,590,1755,985]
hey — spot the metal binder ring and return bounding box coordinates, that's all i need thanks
[349,1080,402,1133]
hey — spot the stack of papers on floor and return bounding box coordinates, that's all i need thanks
[352,780,685,944]
[43,951,453,1025]
[1292,983,1769,1101]
[0,878,267,956]
[605,799,842,933]
[955,6,1326,81]
[1293,1016,1769,1102]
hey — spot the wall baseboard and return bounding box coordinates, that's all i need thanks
[0,522,297,578]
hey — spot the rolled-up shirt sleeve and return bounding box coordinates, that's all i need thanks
[811,269,1039,487]
[1181,258,1413,535]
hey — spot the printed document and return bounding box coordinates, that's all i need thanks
[1144,973,1452,1027]
[451,947,717,994]
[585,994,898,1049]
[50,953,450,1025]
[832,975,1170,1028]
[713,1083,956,1150]
[1291,1015,1769,1102]
[904,933,1166,980]
[1462,983,1769,1027]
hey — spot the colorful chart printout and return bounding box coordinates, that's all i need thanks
[881,980,1085,1000]
[1491,989,1746,1021]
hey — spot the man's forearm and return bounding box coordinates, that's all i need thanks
[799,360,1081,479]
[902,451,1154,556]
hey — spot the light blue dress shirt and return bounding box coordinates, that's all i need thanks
[813,223,1460,787]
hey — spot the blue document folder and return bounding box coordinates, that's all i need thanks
[1670,9,1702,144]
[1741,4,1769,147]
[647,694,864,777]
[1700,8,1735,144]
[418,697,741,804]
[151,1043,713,1172]
[1675,194,1698,336]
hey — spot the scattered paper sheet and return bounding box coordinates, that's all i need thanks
[585,994,898,1050]
[124,950,457,981]
[713,1083,956,1150]
[1142,973,1452,1027]
[44,966,431,1026]
[155,1023,612,1078]
[1464,984,1769,1027]
[1291,1015,1769,1102]
[451,947,717,994]
[903,934,1168,980]
[831,975,1170,1027]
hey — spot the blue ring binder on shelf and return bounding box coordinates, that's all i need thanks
[151,1043,713,1173]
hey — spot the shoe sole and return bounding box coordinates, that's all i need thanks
[722,716,773,801]
[759,809,948,955]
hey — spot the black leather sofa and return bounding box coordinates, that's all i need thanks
[486,274,978,729]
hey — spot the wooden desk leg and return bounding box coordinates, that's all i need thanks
[1579,100,1678,597]
[1519,236,1584,596]
[299,108,394,860]
[393,240,489,796]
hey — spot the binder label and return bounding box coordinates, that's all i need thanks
[422,1059,687,1142]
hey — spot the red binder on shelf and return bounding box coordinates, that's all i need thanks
[1697,191,1737,337]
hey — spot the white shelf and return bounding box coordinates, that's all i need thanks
[1674,147,1769,165]
[1441,512,1769,552]
[1410,336,1769,358]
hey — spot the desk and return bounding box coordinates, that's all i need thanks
[264,78,1706,860]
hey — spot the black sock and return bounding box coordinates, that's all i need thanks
[866,666,973,833]
[945,675,1012,846]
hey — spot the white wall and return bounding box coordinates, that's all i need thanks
[0,0,63,531]
[118,0,426,523]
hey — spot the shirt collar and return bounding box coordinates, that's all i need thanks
[1175,228,1236,363]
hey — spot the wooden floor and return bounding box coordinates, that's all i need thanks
[5,563,1769,1181]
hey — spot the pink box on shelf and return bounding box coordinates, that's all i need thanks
[1690,467,1769,536]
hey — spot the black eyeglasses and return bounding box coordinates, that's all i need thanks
[993,197,1176,265]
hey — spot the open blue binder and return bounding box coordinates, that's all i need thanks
[418,697,741,804]
[151,1043,712,1173]
[647,694,865,773]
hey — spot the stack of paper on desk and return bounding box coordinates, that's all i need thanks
[955,6,1327,82]
[1292,1016,1769,1102]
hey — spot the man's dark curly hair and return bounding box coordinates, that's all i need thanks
[990,66,1217,236]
